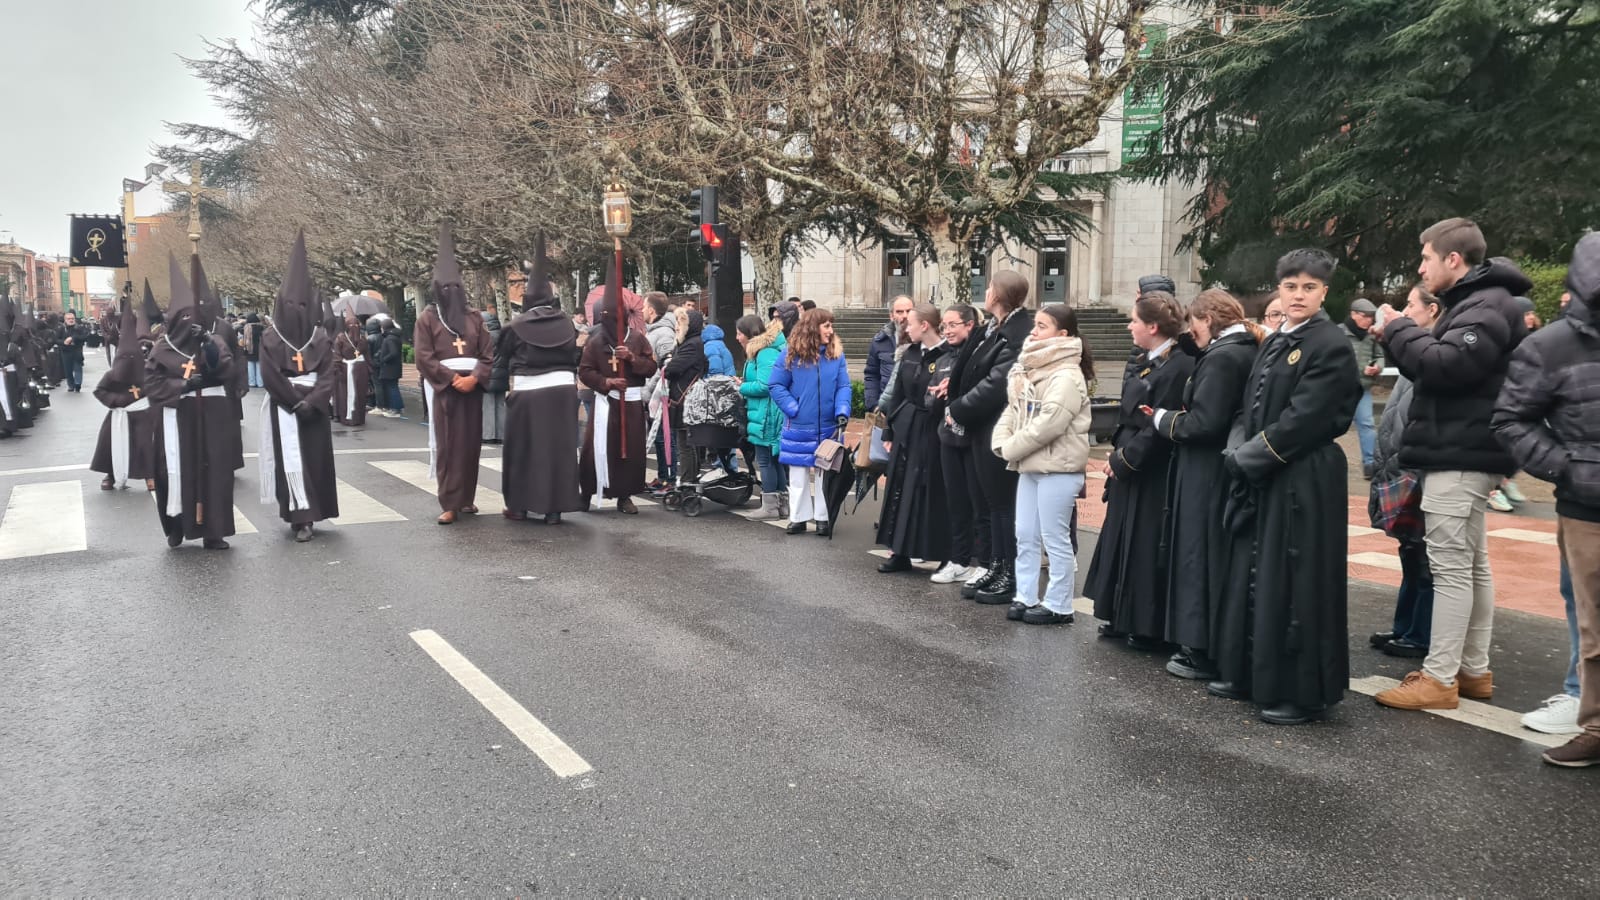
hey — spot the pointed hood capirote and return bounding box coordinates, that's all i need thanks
[192,254,222,332]
[510,233,571,348]
[597,251,624,346]
[140,279,164,339]
[431,222,469,334]
[105,291,144,388]
[522,233,555,309]
[164,253,200,344]
[272,231,319,347]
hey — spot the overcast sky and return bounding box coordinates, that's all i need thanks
[0,1,259,258]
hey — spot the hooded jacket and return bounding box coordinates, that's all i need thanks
[992,336,1091,474]
[740,321,787,450]
[1493,234,1600,522]
[1382,259,1531,474]
[702,323,736,377]
[769,337,853,468]
[663,310,707,403]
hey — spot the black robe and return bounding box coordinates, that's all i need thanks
[1159,331,1258,652]
[146,334,238,542]
[1084,342,1194,640]
[216,320,248,471]
[1214,312,1360,709]
[876,342,950,561]
[259,328,340,526]
[497,308,583,515]
[578,329,657,500]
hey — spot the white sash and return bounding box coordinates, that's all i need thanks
[511,371,574,392]
[591,386,644,494]
[426,358,479,480]
[109,397,150,488]
[258,374,319,510]
[344,356,359,416]
[162,386,228,516]
[0,365,13,421]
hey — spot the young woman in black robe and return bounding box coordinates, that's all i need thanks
[876,303,950,572]
[1149,290,1262,680]
[1211,248,1361,725]
[1084,291,1195,650]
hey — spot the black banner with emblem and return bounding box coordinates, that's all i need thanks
[69,215,127,268]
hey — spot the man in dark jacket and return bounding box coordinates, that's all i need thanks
[1493,232,1600,767]
[1374,218,1530,711]
[373,318,405,417]
[864,295,913,411]
[1345,298,1386,475]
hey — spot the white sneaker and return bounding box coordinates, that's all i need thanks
[1500,480,1527,503]
[931,563,973,584]
[963,566,989,586]
[1522,694,1582,735]
[1487,489,1514,512]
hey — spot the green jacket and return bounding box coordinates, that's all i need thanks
[739,325,787,449]
[1346,319,1385,389]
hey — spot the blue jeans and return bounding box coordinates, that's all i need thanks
[247,359,262,388]
[1562,557,1579,697]
[1392,539,1434,645]
[1014,471,1085,614]
[378,378,403,412]
[1354,389,1376,467]
[754,445,787,493]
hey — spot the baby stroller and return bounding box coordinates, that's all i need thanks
[663,375,754,517]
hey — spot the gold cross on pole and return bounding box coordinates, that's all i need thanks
[162,161,226,253]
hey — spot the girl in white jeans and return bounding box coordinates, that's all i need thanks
[991,305,1093,624]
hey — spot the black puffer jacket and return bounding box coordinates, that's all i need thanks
[948,306,1034,437]
[1382,259,1531,475]
[1493,234,1600,522]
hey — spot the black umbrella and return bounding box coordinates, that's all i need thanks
[332,293,390,318]
[822,447,857,540]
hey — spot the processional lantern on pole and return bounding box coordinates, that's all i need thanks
[602,174,633,249]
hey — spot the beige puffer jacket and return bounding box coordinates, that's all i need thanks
[991,335,1091,474]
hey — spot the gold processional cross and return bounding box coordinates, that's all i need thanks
[162,161,226,252]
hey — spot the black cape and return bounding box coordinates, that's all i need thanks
[497,307,583,515]
[876,341,950,561]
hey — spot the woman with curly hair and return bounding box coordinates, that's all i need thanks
[769,308,854,536]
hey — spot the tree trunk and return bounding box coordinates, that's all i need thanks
[747,230,785,312]
[635,249,657,293]
[928,229,971,306]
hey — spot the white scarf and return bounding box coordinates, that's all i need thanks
[258,374,319,510]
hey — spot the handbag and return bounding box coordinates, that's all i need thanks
[814,437,847,472]
[1369,470,1423,539]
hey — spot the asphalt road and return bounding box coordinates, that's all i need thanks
[2,356,1596,896]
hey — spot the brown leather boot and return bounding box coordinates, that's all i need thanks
[1455,669,1493,701]
[1375,671,1459,710]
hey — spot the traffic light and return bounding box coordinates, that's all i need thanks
[688,185,718,262]
[702,223,732,272]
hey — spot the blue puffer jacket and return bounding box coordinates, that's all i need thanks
[769,344,853,467]
[703,324,736,376]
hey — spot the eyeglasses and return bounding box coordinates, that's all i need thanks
[1264,312,1286,322]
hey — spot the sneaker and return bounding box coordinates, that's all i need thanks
[963,566,989,586]
[1374,670,1458,710]
[1541,733,1600,768]
[1522,694,1582,735]
[930,563,973,585]
[1487,489,1514,512]
[1500,479,1527,503]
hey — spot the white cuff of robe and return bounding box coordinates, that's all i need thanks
[1153,409,1169,430]
[512,372,574,392]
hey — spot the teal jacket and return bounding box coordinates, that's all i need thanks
[739,325,787,449]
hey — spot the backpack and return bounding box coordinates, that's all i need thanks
[682,375,742,428]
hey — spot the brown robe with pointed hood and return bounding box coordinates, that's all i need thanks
[145,254,237,543]
[413,223,494,512]
[332,302,369,426]
[257,232,340,527]
[90,284,161,484]
[579,249,657,501]
[496,234,583,515]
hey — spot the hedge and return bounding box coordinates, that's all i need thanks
[1516,259,1567,326]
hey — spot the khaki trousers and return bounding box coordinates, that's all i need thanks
[1420,470,1500,684]
[1559,517,1600,737]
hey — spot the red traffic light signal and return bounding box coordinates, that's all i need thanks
[699,223,724,249]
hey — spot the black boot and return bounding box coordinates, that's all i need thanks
[975,560,1015,605]
[786,521,808,535]
[961,560,999,600]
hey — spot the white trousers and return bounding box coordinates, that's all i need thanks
[787,465,828,523]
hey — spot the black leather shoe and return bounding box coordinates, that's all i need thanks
[1259,703,1318,725]
[1022,607,1073,625]
[1166,651,1219,681]
[202,538,230,550]
[1207,680,1251,701]
[1126,634,1164,652]
[1369,630,1397,649]
[786,521,808,535]
[166,530,183,548]
[293,525,313,543]
[1382,637,1429,658]
[877,554,912,573]
[544,513,562,525]
[961,561,999,600]
[815,522,832,537]
[1006,602,1030,621]
[1097,623,1126,640]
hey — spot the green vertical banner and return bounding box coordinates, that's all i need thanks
[1120,24,1167,162]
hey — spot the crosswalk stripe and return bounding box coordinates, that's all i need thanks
[866,548,942,571]
[1487,527,1557,546]
[369,459,506,513]
[1348,525,1381,538]
[328,479,407,526]
[1348,675,1565,749]
[1348,550,1402,571]
[478,457,659,509]
[0,481,86,560]
[233,506,259,535]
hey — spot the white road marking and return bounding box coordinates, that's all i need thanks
[866,548,943,572]
[1487,528,1557,546]
[232,506,258,535]
[0,463,90,478]
[327,479,406,526]
[484,457,661,509]
[370,459,506,512]
[1348,525,1381,538]
[1348,550,1403,571]
[0,481,86,560]
[1348,676,1566,749]
[409,629,593,778]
